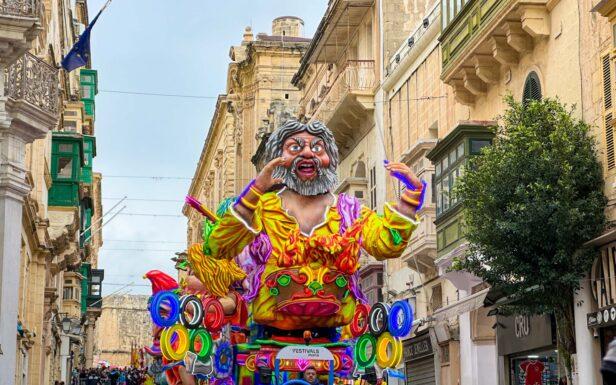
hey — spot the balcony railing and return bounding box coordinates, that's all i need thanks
[311,60,375,122]
[6,52,59,116]
[0,0,37,17]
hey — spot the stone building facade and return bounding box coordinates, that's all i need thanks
[183,17,311,244]
[94,295,152,367]
[0,0,104,384]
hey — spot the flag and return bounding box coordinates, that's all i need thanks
[61,0,111,72]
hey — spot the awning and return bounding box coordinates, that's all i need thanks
[431,288,490,322]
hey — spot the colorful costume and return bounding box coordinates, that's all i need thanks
[203,189,418,330]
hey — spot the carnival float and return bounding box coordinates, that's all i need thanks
[142,120,426,385]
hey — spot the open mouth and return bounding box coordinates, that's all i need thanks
[295,160,318,179]
[277,298,341,316]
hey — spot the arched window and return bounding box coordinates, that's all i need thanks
[523,71,542,102]
[354,160,366,178]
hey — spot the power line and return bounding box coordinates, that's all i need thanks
[103,248,181,252]
[104,175,193,180]
[103,197,184,202]
[104,282,151,287]
[118,213,184,218]
[98,88,446,104]
[105,239,185,244]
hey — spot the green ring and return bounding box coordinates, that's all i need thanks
[355,334,377,368]
[189,328,213,359]
[270,287,279,296]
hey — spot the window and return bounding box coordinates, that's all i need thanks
[523,71,542,102]
[62,120,77,132]
[57,158,74,179]
[470,139,491,155]
[369,166,377,210]
[59,143,74,153]
[81,84,94,99]
[90,283,101,297]
[603,53,615,169]
[63,287,73,300]
[435,143,464,216]
[431,284,443,311]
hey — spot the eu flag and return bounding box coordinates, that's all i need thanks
[61,9,103,72]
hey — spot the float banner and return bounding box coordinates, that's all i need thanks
[276,346,334,361]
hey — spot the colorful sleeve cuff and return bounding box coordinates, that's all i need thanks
[229,204,262,235]
[384,202,420,228]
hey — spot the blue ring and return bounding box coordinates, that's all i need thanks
[149,291,180,327]
[388,300,413,337]
[214,340,233,377]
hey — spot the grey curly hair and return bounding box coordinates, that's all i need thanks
[263,120,339,195]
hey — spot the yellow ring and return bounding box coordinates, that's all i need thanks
[245,354,256,372]
[160,324,190,361]
[376,332,403,368]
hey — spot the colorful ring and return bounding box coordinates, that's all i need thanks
[375,332,403,368]
[214,340,234,378]
[189,328,213,359]
[388,300,413,337]
[323,354,341,371]
[202,298,225,331]
[160,324,189,361]
[245,354,257,372]
[350,304,370,337]
[354,334,377,368]
[368,302,390,336]
[150,291,180,328]
[179,295,204,329]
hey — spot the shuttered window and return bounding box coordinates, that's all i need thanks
[602,53,615,170]
[522,71,542,102]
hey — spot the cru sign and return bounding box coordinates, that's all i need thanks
[496,314,554,356]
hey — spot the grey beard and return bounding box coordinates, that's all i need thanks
[272,162,338,196]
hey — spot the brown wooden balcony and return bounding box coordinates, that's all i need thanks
[440,0,554,105]
[308,60,376,155]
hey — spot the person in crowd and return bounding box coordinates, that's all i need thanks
[303,366,321,385]
[602,338,616,384]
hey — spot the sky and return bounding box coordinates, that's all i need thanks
[89,0,328,296]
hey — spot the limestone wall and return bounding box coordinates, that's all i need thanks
[94,295,151,367]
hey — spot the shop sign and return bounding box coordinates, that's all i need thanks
[496,314,554,356]
[403,334,433,361]
[591,242,616,308]
[587,304,616,328]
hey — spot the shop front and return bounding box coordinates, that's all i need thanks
[403,332,436,385]
[496,314,557,385]
[587,241,616,359]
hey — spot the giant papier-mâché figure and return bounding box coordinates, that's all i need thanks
[192,119,424,331]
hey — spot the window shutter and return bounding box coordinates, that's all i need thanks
[523,72,542,102]
[603,54,615,170]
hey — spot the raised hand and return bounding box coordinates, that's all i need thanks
[254,157,286,193]
[384,160,426,215]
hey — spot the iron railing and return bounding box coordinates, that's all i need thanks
[6,52,59,116]
[311,60,375,122]
[0,0,38,17]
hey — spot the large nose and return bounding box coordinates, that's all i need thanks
[300,144,314,158]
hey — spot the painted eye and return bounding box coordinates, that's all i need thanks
[289,144,301,152]
[311,144,323,153]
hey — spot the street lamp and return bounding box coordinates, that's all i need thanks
[61,317,72,334]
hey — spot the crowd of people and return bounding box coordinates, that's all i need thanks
[66,367,151,385]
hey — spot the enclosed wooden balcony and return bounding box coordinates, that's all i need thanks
[440,0,555,105]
